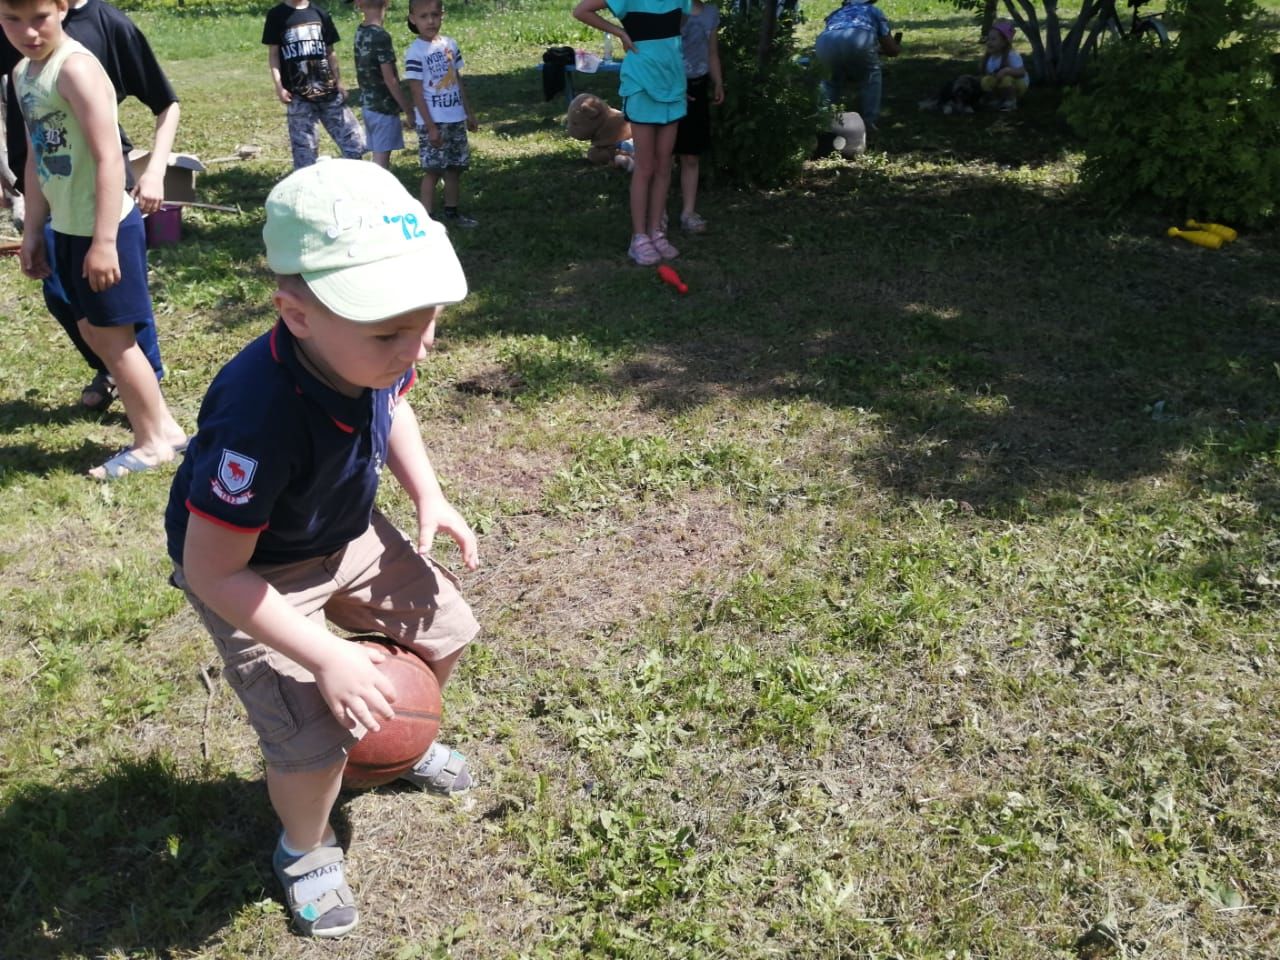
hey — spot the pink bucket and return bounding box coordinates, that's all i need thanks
[144,204,182,247]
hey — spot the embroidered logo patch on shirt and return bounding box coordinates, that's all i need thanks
[212,449,258,504]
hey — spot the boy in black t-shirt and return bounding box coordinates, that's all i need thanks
[263,0,366,168]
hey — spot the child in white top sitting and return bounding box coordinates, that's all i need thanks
[980,19,1028,112]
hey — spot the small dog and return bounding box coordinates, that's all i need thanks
[918,74,982,115]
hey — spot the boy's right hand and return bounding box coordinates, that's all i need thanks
[428,125,443,147]
[19,233,50,281]
[314,640,398,732]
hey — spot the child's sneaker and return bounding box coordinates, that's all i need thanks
[648,231,679,260]
[399,741,474,794]
[441,209,479,228]
[272,835,358,939]
[998,99,1017,112]
[628,233,661,266]
[679,212,707,234]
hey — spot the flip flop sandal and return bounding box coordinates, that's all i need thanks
[92,448,162,481]
[80,372,117,413]
[272,839,359,939]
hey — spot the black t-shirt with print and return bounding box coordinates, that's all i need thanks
[262,3,342,102]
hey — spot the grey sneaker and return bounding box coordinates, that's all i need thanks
[442,210,478,228]
[398,741,474,794]
[272,835,358,938]
[679,212,707,234]
[648,231,679,260]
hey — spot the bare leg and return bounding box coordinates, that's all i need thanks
[80,322,185,476]
[429,646,465,688]
[629,123,657,237]
[679,153,700,219]
[419,172,440,215]
[268,760,344,852]
[371,150,391,169]
[646,121,679,236]
[442,168,462,208]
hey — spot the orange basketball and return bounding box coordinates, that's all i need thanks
[341,637,441,790]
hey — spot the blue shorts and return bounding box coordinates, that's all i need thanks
[53,207,155,329]
[362,106,405,153]
[623,89,686,126]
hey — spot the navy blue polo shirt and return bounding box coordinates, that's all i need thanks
[165,320,415,567]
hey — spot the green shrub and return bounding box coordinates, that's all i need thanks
[1061,0,1280,227]
[710,9,822,188]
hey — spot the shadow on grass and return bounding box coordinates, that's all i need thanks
[467,70,575,138]
[0,757,277,957]
[0,755,369,958]
[0,397,116,433]
[895,14,980,33]
[438,126,1280,516]
[125,53,1279,520]
[0,438,142,487]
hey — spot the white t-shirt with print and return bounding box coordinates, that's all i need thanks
[404,35,467,124]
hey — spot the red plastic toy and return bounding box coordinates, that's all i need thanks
[657,264,688,294]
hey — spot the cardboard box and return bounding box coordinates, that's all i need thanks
[127,150,206,203]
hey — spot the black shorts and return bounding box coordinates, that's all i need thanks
[674,74,712,156]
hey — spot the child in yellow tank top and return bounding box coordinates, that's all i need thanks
[3,0,187,480]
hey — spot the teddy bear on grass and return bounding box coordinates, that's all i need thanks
[566,92,635,173]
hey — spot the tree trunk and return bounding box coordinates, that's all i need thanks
[756,0,778,69]
[981,0,999,38]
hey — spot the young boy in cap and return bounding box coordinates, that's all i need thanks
[164,159,479,938]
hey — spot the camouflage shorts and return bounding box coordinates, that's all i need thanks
[417,121,470,171]
[286,95,366,169]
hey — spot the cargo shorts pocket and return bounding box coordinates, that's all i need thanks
[222,656,301,746]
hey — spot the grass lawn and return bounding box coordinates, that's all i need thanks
[1,1,1278,957]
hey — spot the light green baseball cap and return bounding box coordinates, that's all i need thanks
[263,159,467,323]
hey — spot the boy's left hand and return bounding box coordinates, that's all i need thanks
[417,499,480,571]
[466,117,479,133]
[712,81,725,105]
[84,240,121,292]
[132,170,166,215]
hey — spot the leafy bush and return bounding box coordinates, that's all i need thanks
[1062,0,1280,226]
[710,9,822,188]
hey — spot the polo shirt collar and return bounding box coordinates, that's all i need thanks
[269,319,371,434]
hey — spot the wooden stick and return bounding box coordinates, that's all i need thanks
[160,199,242,213]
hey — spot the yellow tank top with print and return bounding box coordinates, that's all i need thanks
[16,38,133,237]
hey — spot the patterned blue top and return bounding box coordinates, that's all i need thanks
[823,0,891,36]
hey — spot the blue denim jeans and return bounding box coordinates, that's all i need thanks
[816,27,883,125]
